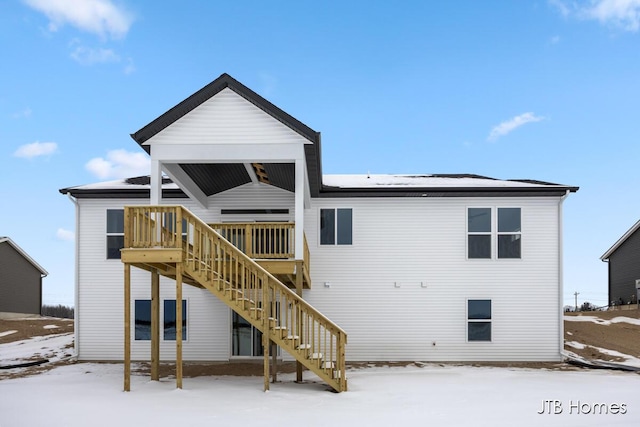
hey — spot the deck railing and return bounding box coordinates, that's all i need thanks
[124,205,346,391]
[208,222,301,259]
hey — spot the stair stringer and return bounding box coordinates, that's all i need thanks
[179,217,347,392]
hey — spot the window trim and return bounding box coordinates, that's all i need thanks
[466,207,522,260]
[319,207,353,246]
[467,299,492,343]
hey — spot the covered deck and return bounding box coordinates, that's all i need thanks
[208,222,311,289]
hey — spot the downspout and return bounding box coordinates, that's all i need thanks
[67,193,80,357]
[557,190,570,360]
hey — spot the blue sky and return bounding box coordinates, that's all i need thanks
[2,0,640,308]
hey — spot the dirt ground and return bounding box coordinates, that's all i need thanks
[2,309,639,379]
[0,317,74,344]
[564,308,640,364]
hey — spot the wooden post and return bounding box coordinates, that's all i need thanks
[339,331,347,392]
[263,275,270,391]
[151,269,160,381]
[176,263,183,389]
[245,224,252,257]
[271,342,277,383]
[295,261,303,383]
[124,264,131,392]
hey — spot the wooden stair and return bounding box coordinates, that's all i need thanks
[123,205,347,392]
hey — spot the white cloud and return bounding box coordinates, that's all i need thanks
[23,0,133,39]
[70,43,120,65]
[550,35,561,44]
[85,149,150,179]
[12,108,32,119]
[550,0,640,32]
[584,0,640,31]
[549,0,571,17]
[487,113,545,142]
[123,57,136,74]
[14,141,58,158]
[56,228,75,242]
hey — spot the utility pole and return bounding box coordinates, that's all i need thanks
[574,291,580,312]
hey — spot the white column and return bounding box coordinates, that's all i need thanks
[294,158,304,260]
[150,159,162,205]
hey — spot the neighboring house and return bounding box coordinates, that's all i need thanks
[60,73,578,391]
[600,219,640,306]
[0,237,48,315]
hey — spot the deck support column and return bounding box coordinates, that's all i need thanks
[295,261,304,383]
[176,263,183,389]
[124,264,131,392]
[263,274,270,391]
[151,269,160,381]
[271,342,277,383]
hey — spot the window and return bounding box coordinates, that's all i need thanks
[468,299,491,341]
[497,208,521,259]
[106,209,124,259]
[134,299,188,341]
[467,208,491,259]
[467,208,521,259]
[134,300,151,340]
[320,208,352,245]
[164,299,187,340]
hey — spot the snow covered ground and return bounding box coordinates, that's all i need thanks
[2,322,640,427]
[0,362,638,427]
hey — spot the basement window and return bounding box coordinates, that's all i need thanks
[320,208,352,245]
[467,299,492,342]
[106,209,124,259]
[164,299,187,341]
[134,300,151,340]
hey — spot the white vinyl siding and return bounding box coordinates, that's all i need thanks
[75,184,294,362]
[304,196,561,362]
[76,190,561,363]
[146,88,309,147]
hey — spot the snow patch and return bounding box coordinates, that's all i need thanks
[0,333,74,365]
[43,325,60,329]
[0,330,18,338]
[564,315,640,326]
[565,341,586,349]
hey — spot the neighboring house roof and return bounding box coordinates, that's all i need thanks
[60,174,578,199]
[600,219,640,261]
[0,237,48,276]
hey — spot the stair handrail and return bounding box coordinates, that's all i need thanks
[124,205,347,337]
[124,205,348,391]
[179,207,347,337]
